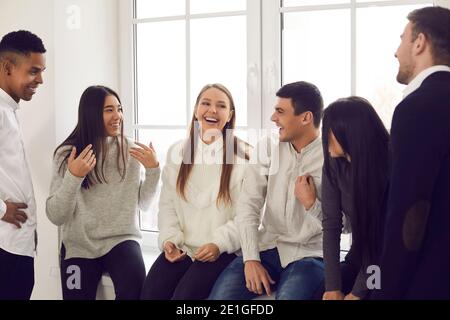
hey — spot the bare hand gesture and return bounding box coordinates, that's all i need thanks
[244,260,276,296]
[130,142,159,169]
[1,202,28,228]
[193,243,220,262]
[164,241,187,263]
[294,174,316,210]
[68,145,96,178]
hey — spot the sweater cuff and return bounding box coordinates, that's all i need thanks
[145,166,161,177]
[0,200,6,217]
[62,169,84,193]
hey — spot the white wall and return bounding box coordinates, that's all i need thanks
[0,0,119,299]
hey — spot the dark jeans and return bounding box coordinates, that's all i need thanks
[141,252,236,300]
[0,248,34,300]
[209,248,325,300]
[60,240,146,300]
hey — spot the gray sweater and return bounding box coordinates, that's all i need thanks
[46,137,160,260]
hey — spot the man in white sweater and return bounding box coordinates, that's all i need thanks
[209,81,325,300]
[0,30,46,299]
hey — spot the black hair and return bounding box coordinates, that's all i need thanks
[322,96,390,266]
[54,86,127,189]
[276,81,324,128]
[0,30,46,57]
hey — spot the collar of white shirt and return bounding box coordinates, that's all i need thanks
[0,87,20,111]
[403,65,450,99]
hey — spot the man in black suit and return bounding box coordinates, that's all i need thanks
[372,6,450,300]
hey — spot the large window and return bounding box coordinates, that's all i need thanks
[121,0,437,244]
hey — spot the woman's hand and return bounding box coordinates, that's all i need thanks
[164,241,187,263]
[294,174,316,210]
[68,145,96,178]
[193,243,220,262]
[130,142,159,169]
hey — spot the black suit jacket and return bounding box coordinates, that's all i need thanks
[372,71,450,300]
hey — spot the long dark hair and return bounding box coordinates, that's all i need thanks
[54,85,127,189]
[176,83,250,206]
[322,96,389,266]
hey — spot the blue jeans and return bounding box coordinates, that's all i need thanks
[208,248,324,300]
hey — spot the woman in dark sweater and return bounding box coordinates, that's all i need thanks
[321,97,389,300]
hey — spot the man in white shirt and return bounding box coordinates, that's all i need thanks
[0,30,46,300]
[372,6,450,299]
[209,81,325,300]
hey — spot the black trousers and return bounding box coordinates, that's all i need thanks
[141,252,236,300]
[60,240,146,300]
[0,248,34,300]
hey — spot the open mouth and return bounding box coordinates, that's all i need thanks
[204,117,219,124]
[110,123,121,129]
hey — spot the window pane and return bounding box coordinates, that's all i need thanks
[136,21,186,126]
[138,129,187,232]
[190,16,248,126]
[283,9,351,106]
[283,0,349,7]
[190,0,246,14]
[356,4,429,128]
[136,0,185,19]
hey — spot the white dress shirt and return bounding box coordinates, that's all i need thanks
[0,88,37,257]
[403,65,450,99]
[237,135,324,268]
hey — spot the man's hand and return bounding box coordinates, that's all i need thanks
[68,145,96,178]
[294,174,316,210]
[244,260,275,296]
[1,202,28,228]
[323,290,345,300]
[164,241,187,263]
[193,243,220,262]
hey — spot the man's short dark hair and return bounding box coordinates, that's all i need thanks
[0,30,46,57]
[408,6,450,66]
[276,81,324,128]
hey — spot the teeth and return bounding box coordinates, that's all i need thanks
[205,117,218,122]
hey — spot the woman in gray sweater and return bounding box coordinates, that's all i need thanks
[321,97,389,300]
[46,86,160,300]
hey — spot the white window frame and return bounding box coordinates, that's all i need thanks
[119,0,444,249]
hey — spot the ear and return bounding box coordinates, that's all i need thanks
[302,111,313,125]
[0,59,13,76]
[228,110,234,122]
[413,32,427,56]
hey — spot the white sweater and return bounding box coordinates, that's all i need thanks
[158,136,250,258]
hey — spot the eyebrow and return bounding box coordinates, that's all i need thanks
[104,104,122,109]
[31,66,46,71]
[275,107,284,112]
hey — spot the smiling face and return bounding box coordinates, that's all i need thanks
[103,94,123,137]
[270,97,308,143]
[3,52,46,102]
[194,87,233,142]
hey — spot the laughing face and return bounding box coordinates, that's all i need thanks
[194,87,233,143]
[103,94,123,137]
[4,52,46,103]
[271,97,308,143]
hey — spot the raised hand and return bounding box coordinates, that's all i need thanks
[193,243,220,262]
[164,241,187,263]
[294,174,316,210]
[68,145,96,178]
[130,141,159,169]
[1,202,28,228]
